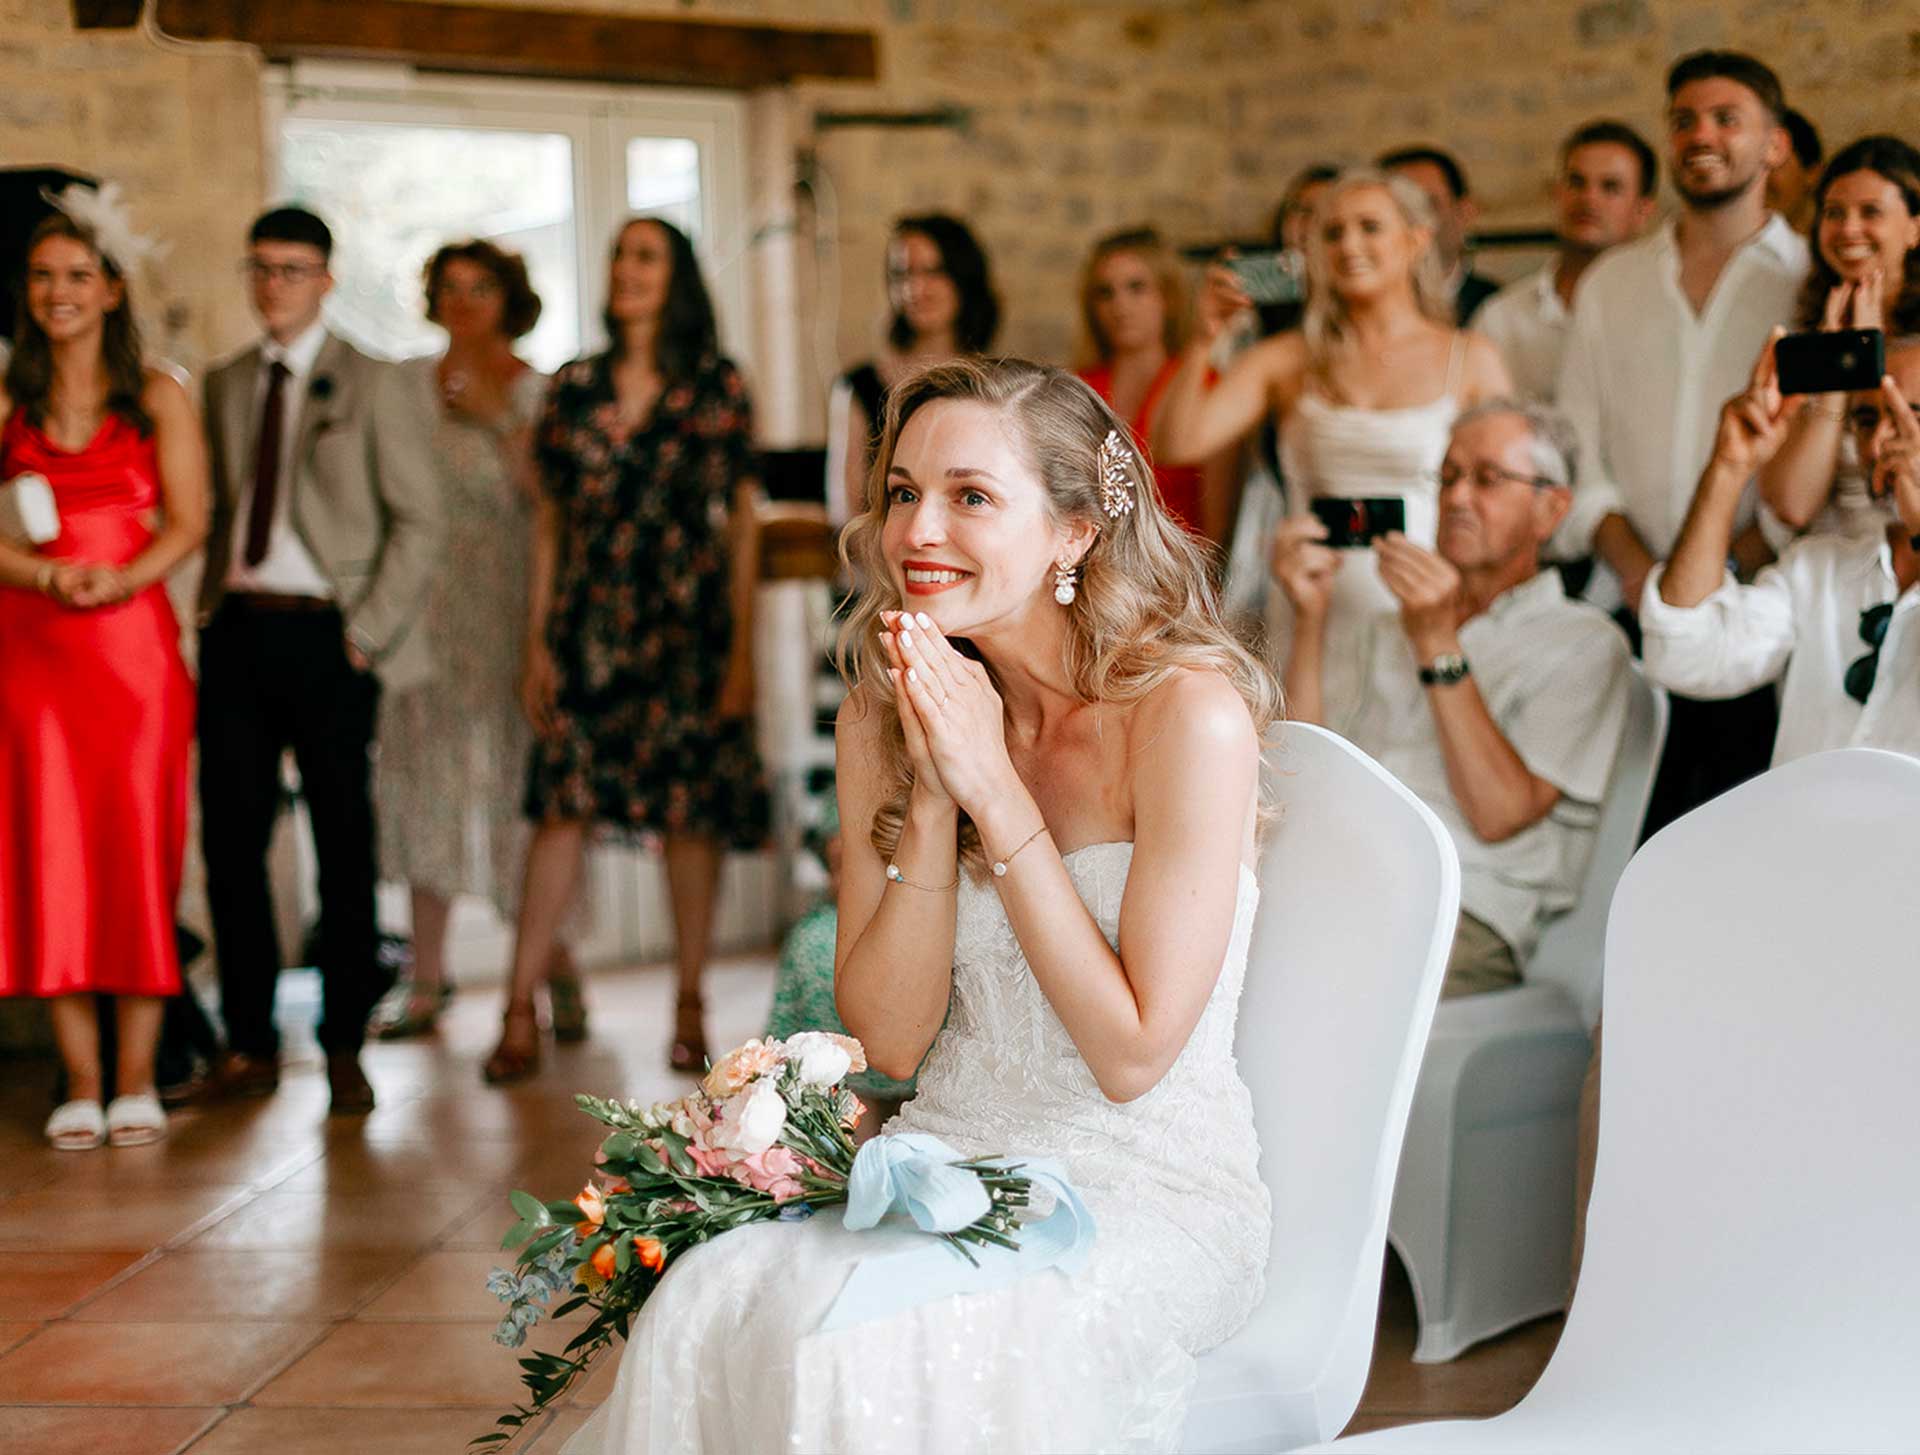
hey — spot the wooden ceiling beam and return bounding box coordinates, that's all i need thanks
[71,0,145,26]
[136,0,877,88]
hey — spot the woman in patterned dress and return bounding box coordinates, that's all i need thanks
[372,241,589,1041]
[483,217,769,1083]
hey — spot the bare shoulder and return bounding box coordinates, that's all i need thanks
[141,366,193,417]
[834,680,887,762]
[1131,668,1257,759]
[1458,329,1513,399]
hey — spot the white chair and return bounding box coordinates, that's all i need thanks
[1314,747,1920,1453]
[1180,724,1460,1453]
[1387,668,1667,1363]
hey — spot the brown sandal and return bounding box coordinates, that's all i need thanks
[667,991,707,1074]
[483,1000,542,1085]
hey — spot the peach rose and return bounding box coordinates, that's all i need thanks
[573,1182,607,1230]
[702,1037,786,1098]
[589,1241,618,1281]
[632,1235,667,1273]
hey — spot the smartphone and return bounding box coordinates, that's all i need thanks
[1310,496,1407,548]
[1229,249,1306,307]
[1775,329,1885,396]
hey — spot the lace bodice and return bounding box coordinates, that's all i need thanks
[893,840,1270,1351]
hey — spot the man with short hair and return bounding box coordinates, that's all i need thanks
[1555,49,1809,834]
[1274,400,1633,992]
[1767,106,1824,234]
[1475,121,1659,401]
[1643,339,1920,762]
[199,207,441,1115]
[1381,145,1502,324]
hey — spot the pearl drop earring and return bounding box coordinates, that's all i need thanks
[1053,561,1078,606]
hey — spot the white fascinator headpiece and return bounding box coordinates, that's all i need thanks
[39,182,164,275]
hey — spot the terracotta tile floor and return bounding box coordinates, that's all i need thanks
[0,955,1560,1451]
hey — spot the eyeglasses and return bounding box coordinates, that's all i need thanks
[1843,602,1893,705]
[1430,463,1562,492]
[240,260,327,284]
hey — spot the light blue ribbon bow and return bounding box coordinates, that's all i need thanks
[818,1132,1097,1331]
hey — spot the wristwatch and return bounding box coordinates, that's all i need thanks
[1418,652,1471,687]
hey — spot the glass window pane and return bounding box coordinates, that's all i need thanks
[277,119,581,371]
[625,136,702,238]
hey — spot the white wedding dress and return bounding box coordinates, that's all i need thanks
[564,841,1270,1455]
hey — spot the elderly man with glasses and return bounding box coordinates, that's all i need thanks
[1642,337,1920,765]
[1273,398,1635,994]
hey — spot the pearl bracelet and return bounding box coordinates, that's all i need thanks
[884,863,958,892]
[988,824,1049,879]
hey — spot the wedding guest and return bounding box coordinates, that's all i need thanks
[1759,135,1920,541]
[1075,226,1235,542]
[199,206,441,1116]
[371,240,588,1040]
[1256,162,1340,337]
[1645,336,1920,763]
[566,357,1275,1453]
[1475,121,1658,401]
[1768,107,1824,234]
[1274,399,1631,991]
[1380,145,1502,323]
[824,213,998,525]
[1556,50,1807,835]
[0,194,207,1149]
[1156,166,1510,719]
[485,217,768,1083]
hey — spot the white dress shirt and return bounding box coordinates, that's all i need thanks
[1474,266,1571,403]
[1335,570,1634,964]
[1555,215,1809,600]
[226,319,334,598]
[1640,535,1920,765]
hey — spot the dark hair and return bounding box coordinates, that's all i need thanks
[423,239,542,339]
[1782,108,1823,169]
[886,213,999,354]
[1794,135,1920,333]
[1665,50,1787,123]
[1561,119,1659,198]
[250,206,334,261]
[1269,162,1341,246]
[603,216,716,382]
[5,212,151,435]
[1379,146,1469,199]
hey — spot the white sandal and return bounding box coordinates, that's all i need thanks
[45,1099,106,1151]
[105,1093,167,1148]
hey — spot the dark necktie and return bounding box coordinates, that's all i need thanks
[243,359,292,568]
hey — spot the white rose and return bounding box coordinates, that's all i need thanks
[713,1080,787,1156]
[782,1031,853,1088]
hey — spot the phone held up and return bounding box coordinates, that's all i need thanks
[1228,249,1307,308]
[1775,329,1885,397]
[1309,496,1407,549]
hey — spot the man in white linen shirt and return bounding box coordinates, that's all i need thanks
[1476,120,1657,402]
[1644,338,1920,764]
[1275,399,1633,993]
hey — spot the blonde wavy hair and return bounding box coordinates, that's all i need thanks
[836,357,1281,876]
[1301,167,1453,381]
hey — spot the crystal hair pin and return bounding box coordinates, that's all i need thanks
[1096,430,1136,521]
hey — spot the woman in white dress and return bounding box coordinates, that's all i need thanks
[566,358,1278,1454]
[1156,168,1510,717]
[373,241,584,1040]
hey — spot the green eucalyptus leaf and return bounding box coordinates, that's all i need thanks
[509,1189,552,1226]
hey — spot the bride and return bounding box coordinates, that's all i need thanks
[566,358,1278,1454]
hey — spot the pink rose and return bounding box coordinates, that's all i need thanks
[702,1038,786,1098]
[732,1145,807,1203]
[687,1140,734,1177]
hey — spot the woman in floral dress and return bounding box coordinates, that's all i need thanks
[484,217,769,1083]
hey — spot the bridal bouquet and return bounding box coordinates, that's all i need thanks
[476,1032,1040,1447]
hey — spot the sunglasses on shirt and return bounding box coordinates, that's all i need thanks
[1843,602,1892,706]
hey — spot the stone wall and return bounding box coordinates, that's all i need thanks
[3,0,1914,399]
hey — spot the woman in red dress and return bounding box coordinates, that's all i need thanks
[1075,227,1236,545]
[0,202,208,1150]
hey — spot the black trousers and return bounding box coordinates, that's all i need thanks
[199,602,384,1057]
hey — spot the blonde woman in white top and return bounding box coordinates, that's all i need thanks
[1156,167,1510,716]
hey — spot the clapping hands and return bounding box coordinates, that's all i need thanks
[879,610,1014,817]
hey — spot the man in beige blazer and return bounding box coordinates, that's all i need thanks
[199,206,441,1115]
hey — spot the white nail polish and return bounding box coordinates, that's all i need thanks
[907,668,918,683]
[899,630,911,647]
[916,612,933,628]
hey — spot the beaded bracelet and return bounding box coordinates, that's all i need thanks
[884,863,958,892]
[988,824,1049,879]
